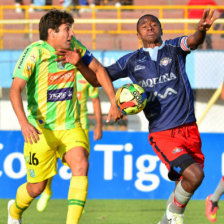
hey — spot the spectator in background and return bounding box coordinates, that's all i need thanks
[15,0,34,13]
[59,0,89,12]
[187,0,220,49]
[15,0,52,13]
[214,11,224,38]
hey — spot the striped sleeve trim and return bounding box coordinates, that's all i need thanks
[180,36,191,52]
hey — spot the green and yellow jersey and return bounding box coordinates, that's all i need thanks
[76,72,99,130]
[13,37,93,130]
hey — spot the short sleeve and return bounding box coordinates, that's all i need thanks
[88,85,99,99]
[71,37,93,66]
[13,46,38,81]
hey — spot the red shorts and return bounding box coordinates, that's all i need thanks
[148,122,204,180]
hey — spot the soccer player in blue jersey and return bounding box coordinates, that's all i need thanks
[55,9,217,224]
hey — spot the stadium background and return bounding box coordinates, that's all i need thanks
[0,0,224,223]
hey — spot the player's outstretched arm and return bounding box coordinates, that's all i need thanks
[187,8,218,50]
[91,97,103,140]
[55,49,100,87]
[10,77,42,144]
[87,58,123,122]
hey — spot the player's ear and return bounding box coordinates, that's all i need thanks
[137,32,141,40]
[48,28,55,39]
[160,28,163,36]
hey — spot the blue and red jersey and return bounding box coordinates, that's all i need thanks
[106,36,196,133]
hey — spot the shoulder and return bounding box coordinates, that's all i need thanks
[117,49,141,66]
[165,36,190,52]
[165,36,189,47]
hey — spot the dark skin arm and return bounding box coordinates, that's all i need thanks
[187,8,218,50]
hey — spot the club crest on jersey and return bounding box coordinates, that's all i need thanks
[29,169,35,178]
[134,65,145,71]
[57,61,65,70]
[160,57,172,67]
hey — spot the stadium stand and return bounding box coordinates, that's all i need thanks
[0,0,223,50]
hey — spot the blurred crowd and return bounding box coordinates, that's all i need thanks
[14,0,133,13]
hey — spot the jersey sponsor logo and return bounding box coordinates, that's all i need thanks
[137,56,147,62]
[48,70,75,85]
[47,87,73,102]
[86,50,92,57]
[154,87,177,99]
[18,48,29,69]
[77,91,81,100]
[172,148,183,154]
[29,54,36,63]
[78,79,87,84]
[160,57,172,67]
[134,65,146,71]
[139,72,177,88]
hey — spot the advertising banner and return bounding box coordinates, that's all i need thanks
[0,131,223,199]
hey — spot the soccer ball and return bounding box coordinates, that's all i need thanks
[115,83,147,115]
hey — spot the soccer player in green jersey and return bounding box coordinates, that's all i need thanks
[36,71,103,212]
[8,9,121,224]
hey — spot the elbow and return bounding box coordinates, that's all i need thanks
[9,88,13,102]
[93,81,101,87]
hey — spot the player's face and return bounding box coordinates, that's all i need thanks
[137,16,162,47]
[52,23,74,50]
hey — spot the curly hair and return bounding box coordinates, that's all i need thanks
[39,9,74,40]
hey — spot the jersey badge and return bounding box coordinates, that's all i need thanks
[160,57,172,67]
[29,169,36,178]
[57,61,65,70]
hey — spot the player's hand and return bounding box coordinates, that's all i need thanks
[55,48,81,66]
[198,9,218,32]
[93,126,102,141]
[106,104,123,123]
[21,121,42,144]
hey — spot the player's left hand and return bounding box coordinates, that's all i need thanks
[55,48,81,66]
[107,104,123,123]
[94,126,102,140]
[198,8,218,32]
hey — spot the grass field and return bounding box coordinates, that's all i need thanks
[1,199,224,224]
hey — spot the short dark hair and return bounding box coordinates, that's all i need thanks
[136,14,162,32]
[39,9,74,40]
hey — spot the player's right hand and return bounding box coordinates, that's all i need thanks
[21,122,42,144]
[106,104,123,123]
